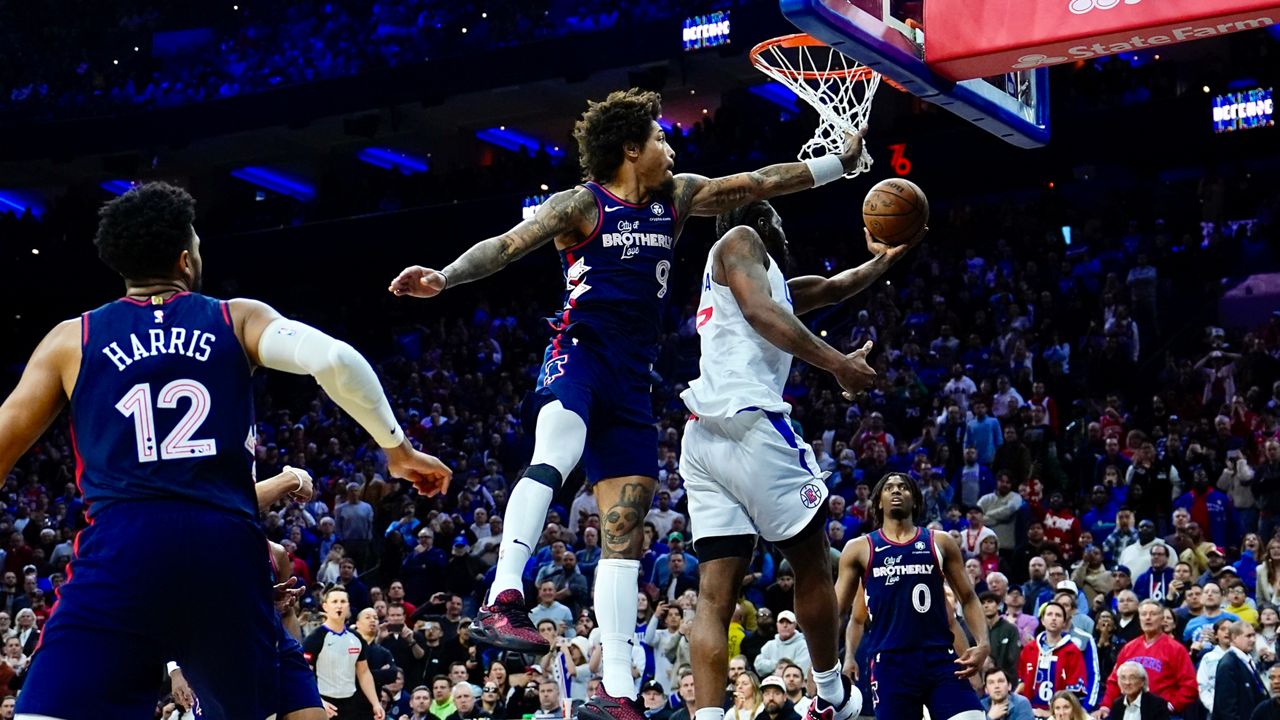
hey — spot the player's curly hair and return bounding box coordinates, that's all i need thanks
[573,88,663,182]
[715,201,774,239]
[869,471,924,528]
[94,182,196,281]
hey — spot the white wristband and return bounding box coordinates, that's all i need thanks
[166,660,181,675]
[805,154,845,187]
[283,466,305,496]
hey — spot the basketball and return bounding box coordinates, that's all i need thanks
[862,178,929,246]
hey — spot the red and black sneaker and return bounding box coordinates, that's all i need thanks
[805,675,862,720]
[468,589,550,653]
[575,686,646,720]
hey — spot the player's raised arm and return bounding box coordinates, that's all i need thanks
[388,186,598,297]
[789,227,924,315]
[935,531,990,678]
[675,127,866,217]
[718,226,876,397]
[0,319,80,477]
[229,298,452,496]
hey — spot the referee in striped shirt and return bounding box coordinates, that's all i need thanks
[303,586,385,720]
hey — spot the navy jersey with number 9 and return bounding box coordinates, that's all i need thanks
[70,292,256,520]
[863,527,954,654]
[552,182,677,360]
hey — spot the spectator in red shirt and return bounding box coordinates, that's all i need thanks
[1043,492,1082,562]
[1098,600,1197,717]
[1017,602,1087,713]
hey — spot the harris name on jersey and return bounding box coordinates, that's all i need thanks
[100,326,218,371]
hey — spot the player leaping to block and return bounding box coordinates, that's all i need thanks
[679,201,920,720]
[835,472,990,720]
[389,88,867,720]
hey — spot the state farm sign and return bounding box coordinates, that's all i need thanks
[923,0,1280,80]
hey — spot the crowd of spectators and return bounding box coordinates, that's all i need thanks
[2,28,1280,719]
[0,0,757,122]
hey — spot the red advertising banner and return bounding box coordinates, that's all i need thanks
[923,0,1280,81]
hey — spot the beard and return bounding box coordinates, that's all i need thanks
[887,505,911,520]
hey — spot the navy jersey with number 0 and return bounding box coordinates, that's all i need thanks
[551,182,678,359]
[863,527,954,653]
[70,292,256,519]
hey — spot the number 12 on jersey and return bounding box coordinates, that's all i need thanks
[115,379,218,462]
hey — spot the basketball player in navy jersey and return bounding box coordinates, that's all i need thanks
[389,89,866,720]
[834,472,989,720]
[679,202,919,720]
[0,182,450,720]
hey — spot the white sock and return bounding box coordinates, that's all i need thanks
[596,558,642,699]
[486,479,554,605]
[813,662,846,705]
[695,708,725,720]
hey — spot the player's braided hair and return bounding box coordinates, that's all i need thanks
[94,182,196,281]
[715,201,774,240]
[573,88,663,182]
[869,471,924,529]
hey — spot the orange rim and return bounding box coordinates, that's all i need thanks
[749,33,876,82]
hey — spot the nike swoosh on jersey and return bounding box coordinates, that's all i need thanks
[874,545,892,552]
[604,205,625,212]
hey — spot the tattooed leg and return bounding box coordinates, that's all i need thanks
[596,475,657,559]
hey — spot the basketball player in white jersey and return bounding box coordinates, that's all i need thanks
[680,200,921,720]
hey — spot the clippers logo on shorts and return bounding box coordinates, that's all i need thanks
[799,483,823,509]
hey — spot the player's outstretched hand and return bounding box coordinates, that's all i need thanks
[387,438,453,496]
[170,667,198,710]
[953,644,989,679]
[843,656,859,682]
[839,123,869,164]
[863,226,927,262]
[273,575,305,611]
[388,265,447,298]
[836,340,877,401]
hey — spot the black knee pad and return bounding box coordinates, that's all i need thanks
[522,463,563,490]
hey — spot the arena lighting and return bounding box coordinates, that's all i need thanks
[475,127,565,158]
[682,11,731,51]
[0,191,44,218]
[230,166,316,201]
[1213,87,1274,133]
[99,179,136,196]
[748,81,801,114]
[356,147,429,174]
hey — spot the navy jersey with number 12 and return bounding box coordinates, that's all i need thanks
[70,292,256,520]
[863,527,953,653]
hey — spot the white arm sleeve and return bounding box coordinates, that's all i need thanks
[257,318,403,448]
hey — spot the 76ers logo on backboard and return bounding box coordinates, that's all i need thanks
[799,483,823,509]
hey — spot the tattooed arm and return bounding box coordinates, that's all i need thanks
[388,186,598,297]
[673,127,866,217]
[717,226,877,398]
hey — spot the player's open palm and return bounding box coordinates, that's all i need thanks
[388,442,453,497]
[863,226,926,262]
[840,123,868,163]
[953,644,988,679]
[388,265,446,298]
[835,340,877,399]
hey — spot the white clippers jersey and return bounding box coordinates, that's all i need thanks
[681,243,794,419]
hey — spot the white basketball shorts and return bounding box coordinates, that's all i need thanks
[681,408,828,544]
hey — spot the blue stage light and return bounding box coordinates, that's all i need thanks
[100,180,137,196]
[357,147,430,174]
[0,191,45,218]
[230,166,316,201]
[476,127,565,158]
[749,82,800,115]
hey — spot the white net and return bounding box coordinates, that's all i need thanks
[751,35,881,177]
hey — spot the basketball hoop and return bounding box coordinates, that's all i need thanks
[749,33,882,177]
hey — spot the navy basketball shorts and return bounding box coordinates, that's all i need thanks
[532,335,658,483]
[17,500,279,720]
[279,618,324,716]
[867,647,984,720]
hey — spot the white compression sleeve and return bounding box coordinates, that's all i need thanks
[257,318,403,448]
